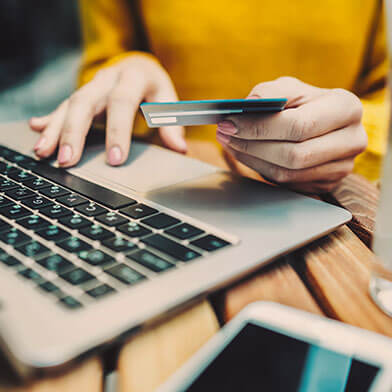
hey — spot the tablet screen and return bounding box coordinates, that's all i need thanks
[186,323,380,392]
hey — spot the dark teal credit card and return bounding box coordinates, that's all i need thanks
[140,98,287,128]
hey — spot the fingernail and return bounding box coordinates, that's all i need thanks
[108,146,123,165]
[34,137,46,151]
[217,121,237,135]
[58,144,73,165]
[216,132,230,145]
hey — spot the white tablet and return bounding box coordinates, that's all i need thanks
[157,302,392,392]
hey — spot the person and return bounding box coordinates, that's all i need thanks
[29,0,388,194]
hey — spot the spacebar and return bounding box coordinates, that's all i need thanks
[32,163,136,210]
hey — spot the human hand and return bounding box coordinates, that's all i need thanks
[29,54,187,167]
[216,77,367,194]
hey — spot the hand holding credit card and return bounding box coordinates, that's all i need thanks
[141,98,287,128]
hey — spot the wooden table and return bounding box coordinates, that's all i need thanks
[3,140,392,392]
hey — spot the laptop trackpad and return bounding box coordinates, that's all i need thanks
[70,139,220,194]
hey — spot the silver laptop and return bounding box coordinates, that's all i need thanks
[0,122,350,381]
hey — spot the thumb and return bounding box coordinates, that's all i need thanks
[248,76,325,108]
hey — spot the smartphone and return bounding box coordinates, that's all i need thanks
[157,302,392,392]
[140,98,287,128]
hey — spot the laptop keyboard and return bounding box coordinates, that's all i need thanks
[0,146,233,310]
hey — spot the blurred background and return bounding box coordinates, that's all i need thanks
[0,0,80,122]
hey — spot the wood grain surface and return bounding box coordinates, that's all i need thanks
[296,225,392,336]
[325,174,379,247]
[0,358,103,392]
[117,301,219,392]
[215,256,323,323]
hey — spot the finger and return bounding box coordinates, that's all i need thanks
[149,73,187,153]
[224,145,354,184]
[248,76,325,107]
[218,123,367,169]
[219,88,362,143]
[105,69,148,166]
[29,114,52,132]
[57,70,119,167]
[34,100,69,158]
[159,125,187,153]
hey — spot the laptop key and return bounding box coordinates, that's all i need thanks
[40,204,73,219]
[117,222,152,238]
[57,237,92,253]
[8,170,36,183]
[0,176,19,192]
[106,264,146,285]
[129,250,175,273]
[142,234,201,262]
[21,195,53,210]
[58,214,92,230]
[0,228,31,246]
[17,215,51,231]
[16,241,50,258]
[141,213,180,229]
[0,203,31,219]
[102,236,136,252]
[165,223,204,240]
[40,185,70,199]
[78,249,115,267]
[36,225,70,242]
[56,193,89,208]
[38,281,61,294]
[37,254,74,273]
[0,163,18,175]
[0,250,22,267]
[190,235,230,252]
[95,212,128,227]
[0,149,29,164]
[16,157,40,171]
[23,177,52,190]
[0,196,14,208]
[79,224,115,241]
[59,296,82,309]
[18,268,44,284]
[86,284,115,299]
[5,186,35,200]
[61,268,94,285]
[0,218,11,232]
[120,204,158,219]
[75,203,108,217]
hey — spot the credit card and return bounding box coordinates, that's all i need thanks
[140,98,287,128]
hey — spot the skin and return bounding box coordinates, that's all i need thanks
[216,77,368,194]
[30,59,367,194]
[29,54,187,167]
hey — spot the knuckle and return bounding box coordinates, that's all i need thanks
[285,144,312,169]
[233,138,250,153]
[287,116,312,141]
[332,88,363,122]
[69,91,85,106]
[276,76,301,88]
[353,125,368,154]
[271,165,292,183]
[108,90,138,107]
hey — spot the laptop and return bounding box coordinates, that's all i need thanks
[0,121,350,382]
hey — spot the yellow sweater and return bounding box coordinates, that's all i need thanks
[79,0,389,181]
